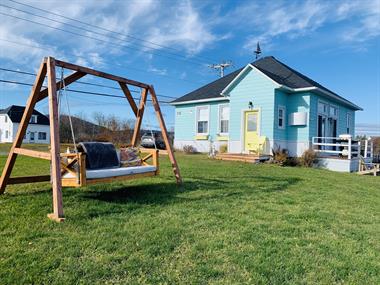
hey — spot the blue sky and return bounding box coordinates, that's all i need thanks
[0,0,379,134]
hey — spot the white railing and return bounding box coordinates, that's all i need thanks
[311,136,372,160]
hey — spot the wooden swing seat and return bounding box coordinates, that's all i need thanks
[61,148,159,188]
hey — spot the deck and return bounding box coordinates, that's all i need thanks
[215,153,270,163]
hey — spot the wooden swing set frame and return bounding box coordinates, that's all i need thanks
[0,57,182,222]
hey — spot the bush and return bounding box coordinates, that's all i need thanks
[300,149,317,167]
[284,157,300,167]
[183,145,197,154]
[272,146,288,166]
[219,144,228,153]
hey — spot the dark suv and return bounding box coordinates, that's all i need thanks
[140,131,166,149]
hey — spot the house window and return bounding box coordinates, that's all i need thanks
[30,115,37,124]
[196,106,209,134]
[278,106,285,129]
[5,116,7,123]
[219,104,229,134]
[346,113,351,134]
[5,130,9,139]
[329,105,338,118]
[318,102,328,115]
[38,132,47,140]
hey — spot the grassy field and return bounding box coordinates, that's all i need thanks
[0,152,379,284]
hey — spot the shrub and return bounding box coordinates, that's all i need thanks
[183,145,196,154]
[300,149,317,167]
[284,157,300,167]
[219,144,228,153]
[272,146,288,166]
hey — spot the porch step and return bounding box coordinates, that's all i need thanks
[215,153,265,163]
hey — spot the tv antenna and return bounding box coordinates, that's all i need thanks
[254,42,262,59]
[208,61,233,77]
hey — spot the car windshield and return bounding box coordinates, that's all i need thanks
[143,132,160,137]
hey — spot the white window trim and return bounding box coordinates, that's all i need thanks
[195,105,210,135]
[218,104,229,135]
[278,105,286,129]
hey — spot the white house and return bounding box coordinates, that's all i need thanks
[0,105,50,144]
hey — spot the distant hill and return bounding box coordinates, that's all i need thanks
[59,115,173,145]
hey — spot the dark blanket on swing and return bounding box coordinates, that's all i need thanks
[78,142,120,170]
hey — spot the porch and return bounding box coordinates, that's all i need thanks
[215,153,270,163]
[311,135,374,173]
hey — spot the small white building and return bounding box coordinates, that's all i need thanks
[0,105,50,144]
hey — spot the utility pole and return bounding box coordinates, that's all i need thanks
[209,61,232,78]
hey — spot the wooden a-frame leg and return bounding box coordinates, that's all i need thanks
[46,57,64,222]
[0,58,47,193]
[149,85,183,184]
[131,88,148,147]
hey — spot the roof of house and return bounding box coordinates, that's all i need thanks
[0,105,49,125]
[171,67,244,104]
[171,56,361,110]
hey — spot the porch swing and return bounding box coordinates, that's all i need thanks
[57,67,160,188]
[0,57,182,222]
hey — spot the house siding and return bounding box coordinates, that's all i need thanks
[174,100,229,152]
[228,67,277,153]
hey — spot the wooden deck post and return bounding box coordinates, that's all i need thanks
[0,58,47,193]
[131,88,148,146]
[46,57,64,222]
[148,85,182,184]
[348,137,352,160]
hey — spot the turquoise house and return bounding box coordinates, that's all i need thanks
[171,56,362,156]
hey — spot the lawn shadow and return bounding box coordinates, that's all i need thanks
[83,175,301,206]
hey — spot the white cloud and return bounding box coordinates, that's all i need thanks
[148,66,167,76]
[229,0,380,52]
[0,0,223,72]
[146,1,218,54]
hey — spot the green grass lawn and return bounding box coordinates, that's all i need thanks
[0,153,379,284]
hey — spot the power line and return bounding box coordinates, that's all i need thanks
[0,8,207,67]
[0,67,177,99]
[0,79,173,104]
[1,3,209,66]
[7,0,218,64]
[0,38,204,86]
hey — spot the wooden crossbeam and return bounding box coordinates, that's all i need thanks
[55,59,149,88]
[13,148,51,160]
[118,82,138,116]
[37,71,86,102]
[8,175,51,185]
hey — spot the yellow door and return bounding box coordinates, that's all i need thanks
[244,110,259,152]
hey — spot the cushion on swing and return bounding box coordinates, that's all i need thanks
[120,147,142,167]
[78,142,120,170]
[62,165,157,179]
